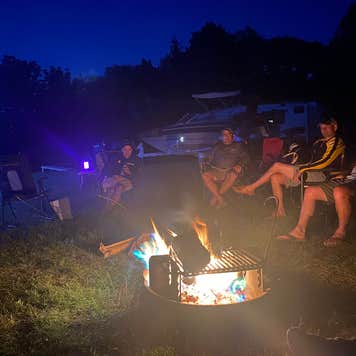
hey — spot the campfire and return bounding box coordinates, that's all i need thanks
[130,218,266,306]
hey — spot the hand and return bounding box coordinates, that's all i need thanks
[233,165,242,174]
[122,165,131,176]
[331,174,345,181]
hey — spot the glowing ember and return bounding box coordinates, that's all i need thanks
[181,272,246,305]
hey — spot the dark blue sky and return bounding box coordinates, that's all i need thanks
[0,0,353,76]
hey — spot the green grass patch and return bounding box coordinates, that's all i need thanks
[0,219,142,355]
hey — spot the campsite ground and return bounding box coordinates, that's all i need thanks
[1,156,356,355]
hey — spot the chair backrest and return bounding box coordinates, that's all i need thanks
[0,154,37,198]
[262,137,284,165]
[95,151,108,173]
[7,170,23,191]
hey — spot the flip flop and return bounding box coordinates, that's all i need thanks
[276,233,305,242]
[323,236,346,247]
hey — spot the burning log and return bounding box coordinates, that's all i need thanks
[99,237,135,258]
[170,223,210,273]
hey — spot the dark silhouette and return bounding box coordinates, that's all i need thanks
[0,4,355,166]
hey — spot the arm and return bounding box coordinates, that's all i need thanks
[299,137,345,174]
[236,143,250,173]
[206,145,217,165]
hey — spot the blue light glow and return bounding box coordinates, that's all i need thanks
[230,277,246,294]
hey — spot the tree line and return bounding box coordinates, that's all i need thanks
[0,4,355,165]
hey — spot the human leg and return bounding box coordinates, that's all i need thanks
[277,186,327,240]
[235,162,297,195]
[219,171,238,196]
[111,176,133,205]
[202,170,225,206]
[270,173,289,217]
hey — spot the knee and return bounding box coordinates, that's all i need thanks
[271,173,283,184]
[226,171,238,181]
[272,162,283,171]
[304,186,319,200]
[333,186,350,201]
[202,171,211,181]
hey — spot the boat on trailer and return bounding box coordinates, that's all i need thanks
[141,90,322,156]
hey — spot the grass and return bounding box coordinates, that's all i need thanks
[266,223,356,293]
[0,217,142,356]
[0,207,356,355]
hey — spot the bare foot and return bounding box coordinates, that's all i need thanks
[216,198,227,209]
[233,185,255,196]
[272,209,287,218]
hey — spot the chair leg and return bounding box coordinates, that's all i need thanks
[1,200,17,227]
[1,202,4,226]
[300,176,304,206]
[40,195,46,213]
[8,201,16,219]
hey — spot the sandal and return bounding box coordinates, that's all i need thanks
[323,236,346,247]
[276,233,305,242]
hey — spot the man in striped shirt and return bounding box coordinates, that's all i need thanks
[277,163,356,245]
[235,117,345,217]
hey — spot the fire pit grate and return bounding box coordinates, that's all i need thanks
[170,247,262,276]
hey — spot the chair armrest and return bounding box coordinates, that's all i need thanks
[302,168,347,185]
[327,170,349,178]
[198,157,211,173]
[301,170,327,184]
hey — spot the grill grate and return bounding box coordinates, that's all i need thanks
[170,247,262,277]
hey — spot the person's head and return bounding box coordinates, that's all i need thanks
[319,116,338,139]
[121,144,133,158]
[221,128,235,145]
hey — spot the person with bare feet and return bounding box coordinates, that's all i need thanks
[102,141,138,209]
[277,163,356,246]
[202,128,250,208]
[234,116,345,217]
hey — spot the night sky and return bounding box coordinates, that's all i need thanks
[0,0,353,76]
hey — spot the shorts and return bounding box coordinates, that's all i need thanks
[286,166,301,188]
[320,180,356,203]
[102,175,133,193]
[205,167,233,182]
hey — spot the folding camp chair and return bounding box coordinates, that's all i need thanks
[259,137,284,169]
[0,154,54,226]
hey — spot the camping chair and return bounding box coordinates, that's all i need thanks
[198,154,246,206]
[0,155,53,226]
[259,137,284,170]
[99,151,142,209]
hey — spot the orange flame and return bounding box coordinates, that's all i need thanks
[192,217,215,257]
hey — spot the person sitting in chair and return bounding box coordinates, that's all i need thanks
[102,141,138,208]
[202,128,250,208]
[277,162,356,246]
[235,116,345,217]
